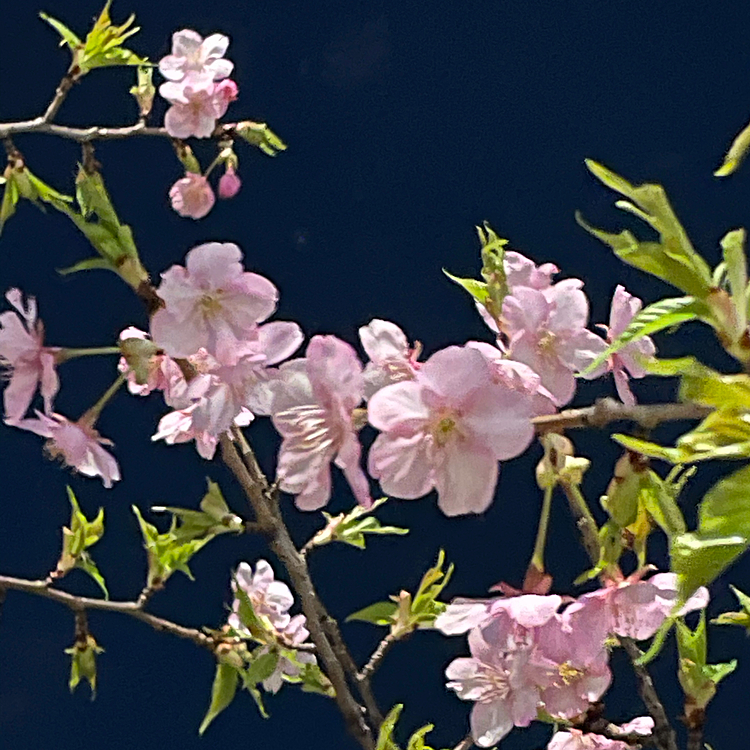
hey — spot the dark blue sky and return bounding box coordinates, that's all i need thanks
[2,1,750,748]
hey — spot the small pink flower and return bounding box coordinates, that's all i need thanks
[218,164,242,199]
[601,285,656,405]
[11,411,120,487]
[160,72,237,139]
[547,718,652,750]
[501,280,607,406]
[358,318,420,399]
[0,289,60,422]
[150,242,279,364]
[367,345,536,515]
[169,172,216,219]
[271,335,372,511]
[229,560,294,633]
[159,30,234,82]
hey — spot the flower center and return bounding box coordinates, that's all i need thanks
[199,292,224,320]
[557,661,583,685]
[476,664,511,703]
[433,415,457,447]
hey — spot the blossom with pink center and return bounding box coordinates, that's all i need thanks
[446,615,542,747]
[548,718,652,750]
[600,285,656,405]
[0,289,60,422]
[261,613,317,694]
[531,599,612,720]
[358,318,420,399]
[504,250,559,291]
[150,242,279,364]
[367,345,536,516]
[270,335,372,511]
[169,172,215,219]
[160,73,237,139]
[571,571,709,641]
[10,411,120,487]
[158,30,234,83]
[501,280,607,406]
[218,164,242,199]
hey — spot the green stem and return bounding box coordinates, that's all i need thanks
[56,346,121,363]
[531,483,554,571]
[560,481,600,566]
[82,373,126,424]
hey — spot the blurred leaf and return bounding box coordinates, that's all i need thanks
[346,601,398,625]
[406,724,435,750]
[377,705,403,750]
[578,161,713,299]
[715,119,750,177]
[235,121,287,156]
[199,662,238,735]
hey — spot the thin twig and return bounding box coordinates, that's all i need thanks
[533,398,711,434]
[41,71,78,123]
[0,574,212,649]
[358,633,397,681]
[452,734,474,750]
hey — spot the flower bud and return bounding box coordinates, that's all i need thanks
[218,164,241,199]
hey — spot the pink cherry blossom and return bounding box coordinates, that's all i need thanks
[150,242,279,364]
[169,172,215,219]
[261,613,317,694]
[271,335,372,511]
[501,280,607,406]
[504,250,559,291]
[229,559,294,633]
[446,615,543,747]
[367,345,536,515]
[572,571,709,641]
[10,411,120,487]
[601,285,656,405]
[159,30,234,82]
[160,72,237,139]
[218,164,242,199]
[547,718,652,750]
[358,318,420,399]
[0,289,60,422]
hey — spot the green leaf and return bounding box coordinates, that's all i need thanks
[243,650,279,685]
[199,662,238,735]
[715,118,750,177]
[377,705,403,750]
[58,257,116,275]
[442,270,489,305]
[65,634,104,697]
[640,469,687,539]
[720,228,748,336]
[407,724,435,750]
[579,161,713,298]
[75,553,109,599]
[346,601,398,625]
[235,121,287,156]
[581,295,705,376]
[698,464,750,537]
[0,171,19,233]
[39,12,82,50]
[712,585,750,631]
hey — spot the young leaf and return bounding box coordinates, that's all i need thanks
[346,601,398,625]
[715,118,750,177]
[235,122,287,156]
[39,12,82,50]
[199,662,238,735]
[377,704,403,750]
[580,295,706,376]
[243,650,279,686]
[65,633,104,697]
[442,270,489,305]
[712,585,750,632]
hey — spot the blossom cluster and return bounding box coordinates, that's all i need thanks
[229,559,316,693]
[158,30,242,219]
[0,242,656,508]
[436,571,708,747]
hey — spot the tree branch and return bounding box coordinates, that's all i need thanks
[0,574,212,649]
[533,398,711,434]
[358,633,397,682]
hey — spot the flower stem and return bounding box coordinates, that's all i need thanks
[531,483,554,571]
[56,346,121,363]
[82,373,127,424]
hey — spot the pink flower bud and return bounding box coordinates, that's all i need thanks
[168,172,215,219]
[218,165,242,199]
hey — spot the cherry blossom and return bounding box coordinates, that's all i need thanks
[271,335,372,511]
[150,242,279,364]
[601,285,656,405]
[504,250,559,291]
[358,318,420,399]
[229,560,294,633]
[0,288,60,422]
[160,73,237,139]
[367,345,536,515]
[169,172,215,219]
[158,30,234,83]
[10,410,120,488]
[501,280,607,406]
[218,164,242,199]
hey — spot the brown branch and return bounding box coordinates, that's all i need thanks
[220,432,377,750]
[42,71,78,123]
[532,398,711,434]
[0,574,212,649]
[358,633,397,681]
[452,734,474,750]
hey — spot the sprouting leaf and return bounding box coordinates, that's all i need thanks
[65,633,104,697]
[715,119,750,177]
[442,270,489,305]
[235,121,287,156]
[199,662,238,735]
[346,601,399,625]
[712,584,750,632]
[580,295,707,376]
[39,12,82,50]
[377,705,403,750]
[578,161,713,299]
[305,498,408,551]
[406,724,435,750]
[54,487,108,599]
